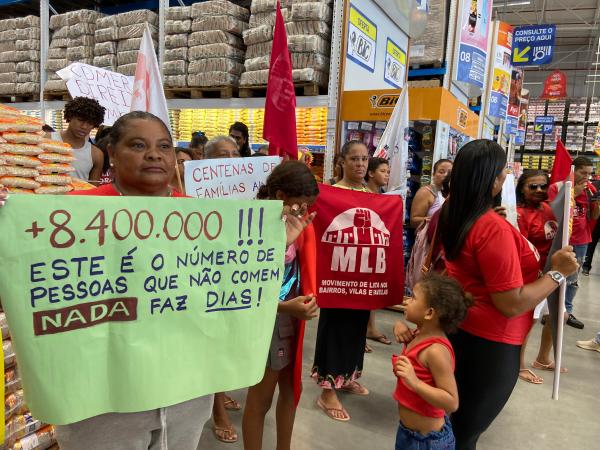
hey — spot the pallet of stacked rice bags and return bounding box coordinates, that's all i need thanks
[94,14,118,72]
[12,16,41,98]
[46,12,69,88]
[164,6,191,88]
[187,1,249,89]
[115,9,158,76]
[0,104,75,195]
[240,0,331,90]
[0,18,18,97]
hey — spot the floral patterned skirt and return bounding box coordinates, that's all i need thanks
[311,308,370,389]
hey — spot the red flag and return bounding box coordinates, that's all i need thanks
[263,0,297,158]
[311,185,405,310]
[550,139,573,184]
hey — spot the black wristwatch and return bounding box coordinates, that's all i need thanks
[546,271,566,286]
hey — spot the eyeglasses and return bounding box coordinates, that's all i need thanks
[527,183,548,191]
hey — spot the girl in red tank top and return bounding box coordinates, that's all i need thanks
[392,275,473,450]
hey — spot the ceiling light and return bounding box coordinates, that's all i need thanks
[493,1,531,6]
[523,82,543,85]
[586,74,600,77]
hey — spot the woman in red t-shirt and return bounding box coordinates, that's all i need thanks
[515,170,558,384]
[439,140,578,450]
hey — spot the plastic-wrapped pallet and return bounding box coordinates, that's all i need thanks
[241,0,331,89]
[115,9,158,27]
[186,1,249,90]
[409,0,447,66]
[164,6,191,89]
[117,63,138,76]
[0,20,18,96]
[9,17,41,97]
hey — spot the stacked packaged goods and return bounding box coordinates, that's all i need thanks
[94,14,119,72]
[0,18,18,97]
[164,6,192,88]
[0,104,76,195]
[240,0,331,89]
[1,309,57,450]
[409,0,447,66]
[114,10,158,76]
[13,16,41,97]
[46,10,103,91]
[187,1,249,89]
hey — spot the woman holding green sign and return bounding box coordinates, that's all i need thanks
[0,111,314,450]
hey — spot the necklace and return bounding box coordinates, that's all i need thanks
[112,183,172,197]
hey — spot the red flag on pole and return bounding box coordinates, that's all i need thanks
[550,139,573,184]
[263,0,297,158]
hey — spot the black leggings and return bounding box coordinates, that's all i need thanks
[449,330,521,450]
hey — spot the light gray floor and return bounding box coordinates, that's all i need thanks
[198,255,600,450]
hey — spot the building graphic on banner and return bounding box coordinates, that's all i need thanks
[323,208,390,274]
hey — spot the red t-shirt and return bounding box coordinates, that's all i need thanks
[445,210,541,345]
[548,182,595,245]
[517,202,557,269]
[69,183,186,197]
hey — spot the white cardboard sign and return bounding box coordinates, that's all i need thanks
[57,63,134,126]
[184,157,281,200]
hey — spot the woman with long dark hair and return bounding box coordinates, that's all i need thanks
[439,140,577,449]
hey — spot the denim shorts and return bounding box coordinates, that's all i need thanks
[395,416,455,450]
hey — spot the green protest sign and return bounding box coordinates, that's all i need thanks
[0,195,285,425]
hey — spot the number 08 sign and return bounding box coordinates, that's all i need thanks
[0,195,285,424]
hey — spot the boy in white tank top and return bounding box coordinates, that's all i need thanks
[47,97,106,182]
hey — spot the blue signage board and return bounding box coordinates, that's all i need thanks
[489,90,509,120]
[512,25,556,66]
[534,116,555,135]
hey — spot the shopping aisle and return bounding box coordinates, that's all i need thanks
[198,266,600,450]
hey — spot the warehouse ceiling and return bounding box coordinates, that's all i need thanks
[493,0,600,98]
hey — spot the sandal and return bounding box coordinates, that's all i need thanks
[365,344,373,353]
[317,398,350,422]
[212,424,238,443]
[338,381,370,396]
[223,395,241,411]
[532,360,568,373]
[367,334,392,345]
[519,368,543,384]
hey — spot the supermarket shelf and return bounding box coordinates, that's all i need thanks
[10,96,329,112]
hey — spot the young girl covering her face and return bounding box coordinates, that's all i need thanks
[243,160,320,450]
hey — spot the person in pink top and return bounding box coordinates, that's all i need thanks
[392,274,473,450]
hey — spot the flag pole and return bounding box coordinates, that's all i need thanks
[174,159,184,194]
[552,173,573,400]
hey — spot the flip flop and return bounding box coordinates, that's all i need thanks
[519,368,543,384]
[532,360,568,373]
[212,425,238,443]
[365,344,373,353]
[223,396,241,411]
[317,398,350,422]
[367,334,392,345]
[338,381,370,396]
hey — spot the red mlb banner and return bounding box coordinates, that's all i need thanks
[311,184,404,310]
